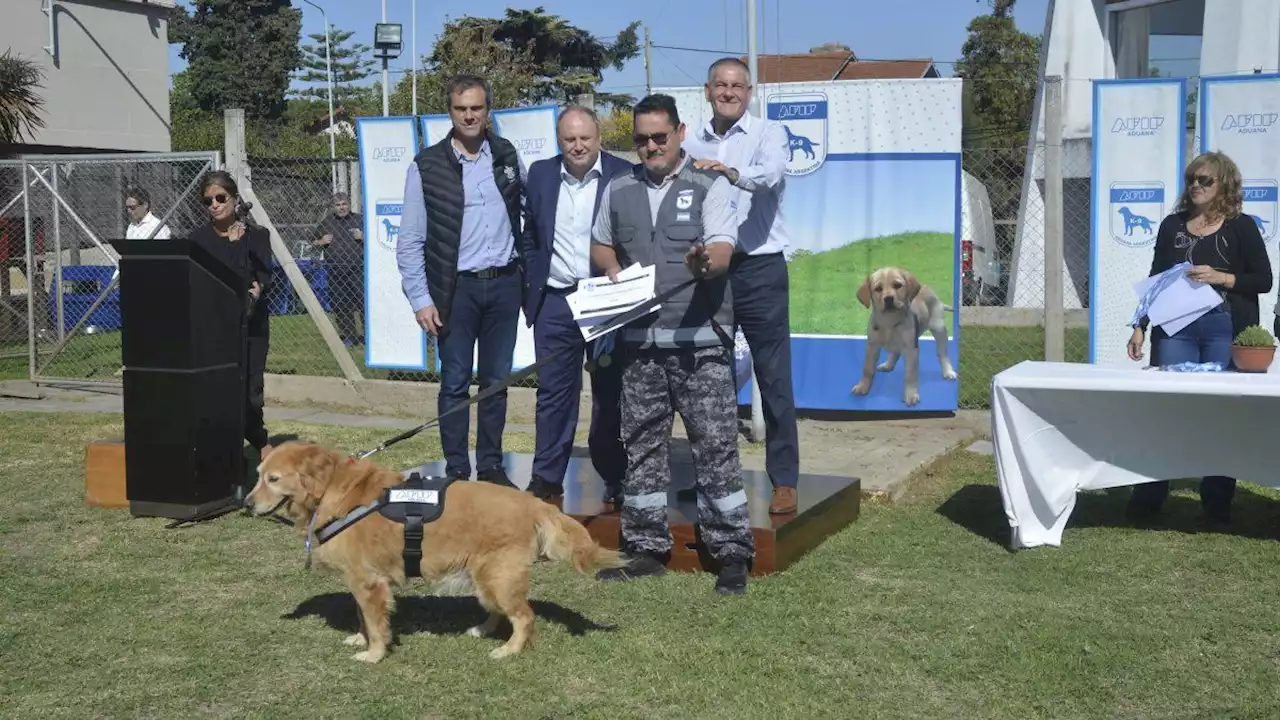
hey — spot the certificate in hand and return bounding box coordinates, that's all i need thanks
[567,264,659,339]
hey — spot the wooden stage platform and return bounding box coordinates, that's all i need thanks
[405,446,861,577]
[86,440,861,576]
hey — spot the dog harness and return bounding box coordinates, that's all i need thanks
[306,472,456,577]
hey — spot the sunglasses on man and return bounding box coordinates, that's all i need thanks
[202,193,231,206]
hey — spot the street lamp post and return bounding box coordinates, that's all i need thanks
[373,20,404,117]
[301,0,336,191]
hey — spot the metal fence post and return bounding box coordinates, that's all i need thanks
[1043,75,1066,363]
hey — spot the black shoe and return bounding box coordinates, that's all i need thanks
[446,470,470,482]
[478,467,517,489]
[714,561,749,596]
[596,551,668,581]
[527,476,563,501]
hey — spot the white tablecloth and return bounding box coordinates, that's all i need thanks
[992,361,1280,549]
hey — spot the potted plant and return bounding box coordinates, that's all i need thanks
[1231,325,1276,372]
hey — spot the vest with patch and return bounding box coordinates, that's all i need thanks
[607,162,733,349]
[413,131,523,326]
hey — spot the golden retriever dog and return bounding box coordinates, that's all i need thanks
[851,267,958,406]
[246,441,627,663]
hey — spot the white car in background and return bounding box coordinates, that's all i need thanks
[960,170,1002,306]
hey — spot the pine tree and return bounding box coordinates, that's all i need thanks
[293,26,376,106]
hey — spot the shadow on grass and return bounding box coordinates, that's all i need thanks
[285,592,619,640]
[936,482,1280,548]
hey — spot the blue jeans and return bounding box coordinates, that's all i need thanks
[435,271,521,478]
[1129,305,1235,520]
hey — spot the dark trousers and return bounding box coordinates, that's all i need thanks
[730,252,799,488]
[245,335,269,450]
[531,288,625,487]
[435,271,521,478]
[1130,306,1235,518]
[328,266,364,343]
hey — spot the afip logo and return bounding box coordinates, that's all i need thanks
[1243,180,1278,241]
[1108,182,1164,248]
[1220,113,1278,135]
[1110,116,1164,137]
[372,145,407,163]
[374,200,403,251]
[766,92,827,177]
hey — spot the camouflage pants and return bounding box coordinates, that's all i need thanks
[619,345,755,564]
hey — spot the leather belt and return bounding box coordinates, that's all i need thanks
[458,261,518,279]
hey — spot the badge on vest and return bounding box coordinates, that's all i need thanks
[676,188,694,210]
[504,165,516,181]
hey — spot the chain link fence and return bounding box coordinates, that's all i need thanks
[1,153,220,386]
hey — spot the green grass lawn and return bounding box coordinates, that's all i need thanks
[788,231,955,335]
[6,412,1280,717]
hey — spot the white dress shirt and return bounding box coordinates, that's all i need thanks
[682,111,791,256]
[547,154,603,289]
[126,212,171,241]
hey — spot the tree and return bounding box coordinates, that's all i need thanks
[955,0,1042,148]
[293,26,376,106]
[0,49,45,145]
[600,107,634,151]
[810,42,853,55]
[436,7,641,106]
[391,23,537,116]
[170,0,303,121]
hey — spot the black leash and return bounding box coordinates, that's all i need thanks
[349,275,698,461]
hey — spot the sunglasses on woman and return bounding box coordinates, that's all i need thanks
[202,193,230,206]
[1189,174,1216,188]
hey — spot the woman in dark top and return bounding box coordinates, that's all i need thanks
[192,171,275,461]
[1125,150,1273,524]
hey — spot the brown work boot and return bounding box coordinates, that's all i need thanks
[769,486,797,514]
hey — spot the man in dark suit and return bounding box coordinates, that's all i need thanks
[519,105,633,502]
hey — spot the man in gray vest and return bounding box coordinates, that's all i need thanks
[590,94,755,596]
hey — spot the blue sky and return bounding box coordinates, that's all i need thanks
[167,0,1059,94]
[783,157,959,252]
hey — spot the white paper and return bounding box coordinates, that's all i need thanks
[1133,262,1223,334]
[568,264,659,339]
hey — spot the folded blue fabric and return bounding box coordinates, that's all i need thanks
[1157,361,1226,372]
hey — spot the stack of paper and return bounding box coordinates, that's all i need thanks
[1133,261,1224,336]
[567,264,659,339]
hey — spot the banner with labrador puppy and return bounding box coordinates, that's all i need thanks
[1089,78,1188,368]
[660,80,964,411]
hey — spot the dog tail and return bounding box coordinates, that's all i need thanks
[534,505,629,574]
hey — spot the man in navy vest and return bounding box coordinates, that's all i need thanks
[519,106,634,504]
[396,75,527,486]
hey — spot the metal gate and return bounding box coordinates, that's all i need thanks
[0,151,220,387]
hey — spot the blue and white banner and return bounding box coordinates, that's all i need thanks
[356,116,426,370]
[1201,74,1280,336]
[1090,79,1187,367]
[361,106,561,372]
[661,80,964,412]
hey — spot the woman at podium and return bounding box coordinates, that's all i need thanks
[192,171,275,461]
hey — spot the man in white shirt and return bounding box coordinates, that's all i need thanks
[123,187,172,240]
[518,106,635,503]
[683,57,800,515]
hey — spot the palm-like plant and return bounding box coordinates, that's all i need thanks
[0,50,46,145]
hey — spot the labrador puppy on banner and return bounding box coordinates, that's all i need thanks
[246,441,627,664]
[851,267,958,406]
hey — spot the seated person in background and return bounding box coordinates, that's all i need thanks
[1126,150,1273,525]
[124,187,171,240]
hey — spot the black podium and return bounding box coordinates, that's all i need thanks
[112,237,247,520]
